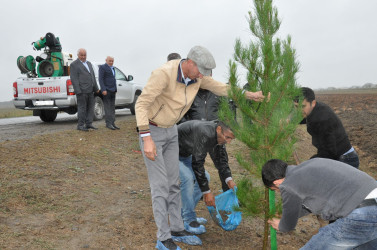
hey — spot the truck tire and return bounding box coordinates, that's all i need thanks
[130,93,139,115]
[93,96,104,120]
[39,110,58,122]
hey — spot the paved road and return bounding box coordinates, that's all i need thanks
[0,109,133,142]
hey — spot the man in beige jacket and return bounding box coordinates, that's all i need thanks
[136,46,265,250]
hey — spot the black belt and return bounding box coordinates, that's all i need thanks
[356,198,377,209]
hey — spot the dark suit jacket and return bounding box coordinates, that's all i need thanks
[99,64,117,92]
[70,59,99,94]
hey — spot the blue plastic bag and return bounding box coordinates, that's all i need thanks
[207,188,242,231]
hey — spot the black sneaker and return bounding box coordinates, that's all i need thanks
[184,221,206,234]
[156,238,180,250]
[189,221,201,228]
[171,230,193,237]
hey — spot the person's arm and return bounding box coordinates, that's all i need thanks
[141,135,157,161]
[88,62,99,93]
[191,126,217,206]
[192,151,216,207]
[199,77,267,101]
[98,65,107,95]
[136,70,168,160]
[275,190,303,232]
[69,62,82,95]
[209,145,235,190]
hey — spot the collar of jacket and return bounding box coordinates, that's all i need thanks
[307,101,323,121]
[176,59,197,86]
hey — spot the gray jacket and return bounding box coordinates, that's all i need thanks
[279,158,377,232]
[70,59,99,94]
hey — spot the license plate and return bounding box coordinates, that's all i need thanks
[35,101,54,106]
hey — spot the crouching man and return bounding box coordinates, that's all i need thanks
[262,158,377,249]
[178,120,236,234]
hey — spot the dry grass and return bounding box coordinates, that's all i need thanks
[0,108,32,118]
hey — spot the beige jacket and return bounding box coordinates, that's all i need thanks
[135,59,229,133]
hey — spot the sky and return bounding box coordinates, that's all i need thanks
[1,0,377,102]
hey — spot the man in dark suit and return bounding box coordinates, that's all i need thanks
[70,48,99,131]
[99,56,119,130]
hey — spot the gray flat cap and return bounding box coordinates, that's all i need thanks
[187,46,216,76]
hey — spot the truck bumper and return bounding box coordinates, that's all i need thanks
[13,96,77,110]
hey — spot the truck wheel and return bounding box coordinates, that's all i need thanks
[130,93,139,115]
[93,96,104,120]
[40,110,58,122]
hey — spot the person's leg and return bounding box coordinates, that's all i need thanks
[163,125,184,233]
[179,155,206,234]
[76,93,87,129]
[139,125,174,242]
[209,145,229,191]
[301,206,377,250]
[103,92,112,126]
[179,155,197,224]
[193,170,209,206]
[86,93,95,126]
[163,125,202,244]
[339,150,360,169]
[110,91,116,126]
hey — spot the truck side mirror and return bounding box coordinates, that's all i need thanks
[127,75,133,81]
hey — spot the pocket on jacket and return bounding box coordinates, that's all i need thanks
[151,104,165,120]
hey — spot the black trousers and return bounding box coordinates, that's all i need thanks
[103,91,116,126]
[76,92,94,128]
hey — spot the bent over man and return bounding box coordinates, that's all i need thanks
[262,158,377,249]
[178,120,235,234]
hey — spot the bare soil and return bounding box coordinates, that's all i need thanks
[0,93,375,249]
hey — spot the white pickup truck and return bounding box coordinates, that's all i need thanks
[13,62,143,122]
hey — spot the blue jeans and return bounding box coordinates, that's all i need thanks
[179,155,210,224]
[302,205,377,249]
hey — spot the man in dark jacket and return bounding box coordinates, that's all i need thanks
[182,89,236,191]
[299,87,359,168]
[262,158,377,249]
[178,120,236,234]
[70,48,99,131]
[99,56,119,130]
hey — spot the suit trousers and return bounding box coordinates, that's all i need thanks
[76,93,94,128]
[139,124,184,241]
[103,91,116,126]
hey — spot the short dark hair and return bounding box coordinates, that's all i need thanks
[167,53,181,61]
[216,120,232,133]
[261,159,288,188]
[301,87,316,102]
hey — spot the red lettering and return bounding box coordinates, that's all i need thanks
[23,86,61,94]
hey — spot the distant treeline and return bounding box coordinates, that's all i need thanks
[317,83,377,91]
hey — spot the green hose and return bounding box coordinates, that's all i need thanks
[269,189,277,250]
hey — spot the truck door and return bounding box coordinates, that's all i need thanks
[114,67,132,105]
